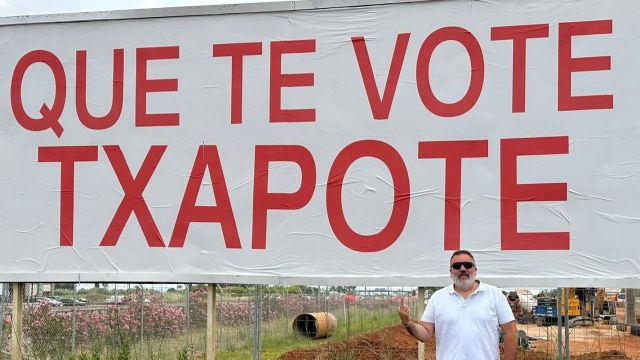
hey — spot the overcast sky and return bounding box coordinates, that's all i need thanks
[0,0,279,17]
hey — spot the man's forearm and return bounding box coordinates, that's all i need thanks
[503,331,517,360]
[402,321,432,342]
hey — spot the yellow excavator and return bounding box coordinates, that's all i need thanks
[593,288,617,323]
[566,288,616,325]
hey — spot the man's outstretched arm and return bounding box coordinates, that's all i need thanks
[404,320,435,342]
[397,297,434,342]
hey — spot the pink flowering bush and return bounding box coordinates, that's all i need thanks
[103,294,186,342]
[354,296,398,311]
[103,305,140,345]
[188,291,280,328]
[133,294,186,338]
[2,312,11,354]
[19,288,393,358]
[217,300,256,326]
[186,291,361,328]
[268,294,345,315]
[188,289,207,328]
[2,313,10,332]
[22,297,187,358]
[210,293,345,327]
[74,308,110,344]
[23,302,73,359]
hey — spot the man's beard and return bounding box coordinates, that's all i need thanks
[451,272,476,290]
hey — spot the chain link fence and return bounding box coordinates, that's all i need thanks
[0,284,639,359]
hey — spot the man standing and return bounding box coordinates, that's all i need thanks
[398,249,516,359]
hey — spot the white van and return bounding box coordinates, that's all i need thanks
[105,295,125,304]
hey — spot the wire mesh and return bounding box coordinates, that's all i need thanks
[0,284,637,359]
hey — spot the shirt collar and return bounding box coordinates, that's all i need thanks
[447,280,484,295]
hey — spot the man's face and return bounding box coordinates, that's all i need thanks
[449,254,477,290]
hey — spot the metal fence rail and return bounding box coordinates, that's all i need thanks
[0,284,638,359]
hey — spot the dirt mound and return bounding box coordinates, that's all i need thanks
[279,325,426,360]
[573,350,631,360]
[278,325,634,360]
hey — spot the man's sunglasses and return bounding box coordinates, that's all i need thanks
[450,262,474,270]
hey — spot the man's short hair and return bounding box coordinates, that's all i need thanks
[450,249,475,262]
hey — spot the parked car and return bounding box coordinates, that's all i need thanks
[31,297,63,307]
[59,298,87,306]
[105,295,125,304]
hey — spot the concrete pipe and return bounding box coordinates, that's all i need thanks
[292,312,338,339]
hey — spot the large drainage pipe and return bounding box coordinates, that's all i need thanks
[292,312,337,339]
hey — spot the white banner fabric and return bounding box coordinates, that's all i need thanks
[0,0,638,287]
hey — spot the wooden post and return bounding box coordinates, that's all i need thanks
[206,284,217,360]
[11,282,24,360]
[417,287,426,360]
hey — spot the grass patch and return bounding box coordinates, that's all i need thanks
[214,305,399,359]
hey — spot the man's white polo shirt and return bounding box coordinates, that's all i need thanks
[420,281,515,360]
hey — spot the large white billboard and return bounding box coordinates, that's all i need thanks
[0,0,637,287]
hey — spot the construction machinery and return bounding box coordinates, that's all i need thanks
[532,288,617,326]
[533,295,581,326]
[594,288,617,323]
[571,288,617,324]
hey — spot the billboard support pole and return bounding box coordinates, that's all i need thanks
[417,287,426,360]
[253,284,263,360]
[207,284,217,360]
[11,282,24,360]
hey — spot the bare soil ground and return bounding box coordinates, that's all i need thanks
[279,324,640,360]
